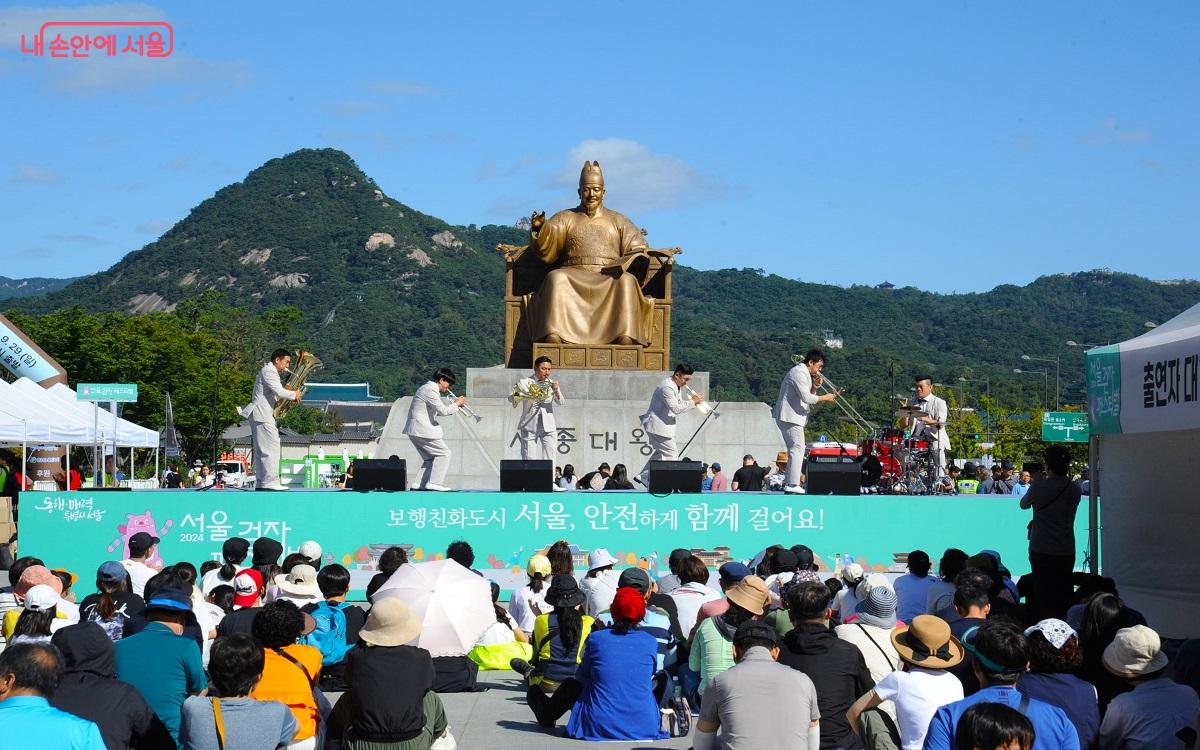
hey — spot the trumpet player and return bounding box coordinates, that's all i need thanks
[242,348,303,491]
[772,348,837,494]
[512,356,564,464]
[402,367,465,491]
[635,363,704,487]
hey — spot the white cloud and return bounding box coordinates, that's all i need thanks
[370,80,435,96]
[137,218,172,234]
[553,138,722,212]
[9,164,60,184]
[1081,117,1151,146]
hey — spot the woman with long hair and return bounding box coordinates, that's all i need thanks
[200,537,250,595]
[512,575,595,728]
[10,585,62,644]
[546,540,574,576]
[1017,618,1099,749]
[1077,592,1140,713]
[79,561,144,642]
[603,464,635,490]
[469,581,532,670]
[558,463,576,490]
[508,554,552,637]
[566,586,668,741]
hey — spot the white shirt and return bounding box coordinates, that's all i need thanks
[507,583,549,636]
[201,567,237,596]
[476,621,519,646]
[893,573,936,623]
[832,586,861,622]
[873,667,964,750]
[669,582,720,638]
[121,558,158,598]
[579,569,620,617]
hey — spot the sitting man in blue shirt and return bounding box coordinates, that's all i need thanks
[923,619,1080,750]
[0,642,105,749]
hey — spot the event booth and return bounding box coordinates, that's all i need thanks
[1087,301,1200,639]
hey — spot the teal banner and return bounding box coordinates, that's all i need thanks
[19,490,1090,593]
[1086,344,1122,434]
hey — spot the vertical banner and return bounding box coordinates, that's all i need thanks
[1087,344,1122,435]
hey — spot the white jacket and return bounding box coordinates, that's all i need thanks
[241,362,297,423]
[908,394,951,450]
[772,363,818,425]
[640,376,694,438]
[513,376,563,435]
[402,381,459,439]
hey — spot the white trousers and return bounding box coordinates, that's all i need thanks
[410,436,451,488]
[250,419,282,489]
[777,420,805,487]
[519,430,556,462]
[637,433,678,483]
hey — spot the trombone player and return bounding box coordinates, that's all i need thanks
[241,348,303,491]
[403,367,465,491]
[635,363,704,487]
[772,348,837,494]
[511,355,564,466]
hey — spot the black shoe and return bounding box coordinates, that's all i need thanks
[509,658,532,676]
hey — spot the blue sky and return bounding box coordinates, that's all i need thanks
[1,2,1197,292]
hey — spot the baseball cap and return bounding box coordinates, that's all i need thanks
[526,554,552,577]
[252,537,283,566]
[128,532,160,556]
[733,620,779,648]
[617,567,651,593]
[97,561,128,583]
[232,569,265,608]
[145,587,193,613]
[221,537,250,561]
[24,584,60,612]
[298,540,322,564]
[711,462,721,470]
[719,561,751,584]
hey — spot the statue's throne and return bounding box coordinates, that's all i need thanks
[497,243,679,371]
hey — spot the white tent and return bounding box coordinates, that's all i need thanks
[1087,301,1200,638]
[0,379,93,443]
[41,381,158,448]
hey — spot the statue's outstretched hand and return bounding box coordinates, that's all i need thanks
[530,211,546,232]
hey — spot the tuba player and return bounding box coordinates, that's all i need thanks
[241,348,303,491]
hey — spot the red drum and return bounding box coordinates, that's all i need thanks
[876,427,904,447]
[904,437,930,453]
[860,438,895,457]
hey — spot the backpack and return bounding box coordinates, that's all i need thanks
[301,600,353,665]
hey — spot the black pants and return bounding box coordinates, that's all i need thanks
[527,678,584,727]
[1028,551,1074,622]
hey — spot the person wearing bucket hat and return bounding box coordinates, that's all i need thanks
[836,586,901,701]
[1099,625,1199,748]
[513,574,596,728]
[922,620,1080,750]
[114,586,208,746]
[273,564,321,606]
[689,575,769,698]
[846,614,965,749]
[508,554,552,638]
[565,586,668,742]
[579,548,619,617]
[325,597,456,750]
[1015,619,1099,750]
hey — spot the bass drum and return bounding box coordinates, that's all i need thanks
[859,453,901,486]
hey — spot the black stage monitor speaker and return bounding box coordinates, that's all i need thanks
[501,459,553,492]
[352,458,407,491]
[806,461,861,495]
[649,460,703,494]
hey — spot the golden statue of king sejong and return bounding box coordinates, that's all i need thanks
[525,161,660,346]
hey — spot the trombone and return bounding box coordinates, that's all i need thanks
[791,354,876,432]
[447,389,482,422]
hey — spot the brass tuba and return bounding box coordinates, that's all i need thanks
[274,350,323,418]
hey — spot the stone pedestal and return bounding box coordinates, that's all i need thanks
[375,368,784,490]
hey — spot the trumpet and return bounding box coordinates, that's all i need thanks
[684,384,720,418]
[447,389,482,422]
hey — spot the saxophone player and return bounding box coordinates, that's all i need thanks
[511,356,564,469]
[242,348,302,491]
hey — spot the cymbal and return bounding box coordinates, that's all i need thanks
[896,406,924,415]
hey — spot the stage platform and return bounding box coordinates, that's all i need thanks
[19,489,1091,591]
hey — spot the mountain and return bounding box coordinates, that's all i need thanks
[0,275,78,300]
[11,148,1199,434]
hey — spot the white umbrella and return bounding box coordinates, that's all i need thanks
[372,559,493,657]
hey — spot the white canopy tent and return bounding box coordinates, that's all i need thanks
[1087,301,1200,639]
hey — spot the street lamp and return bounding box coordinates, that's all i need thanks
[1013,368,1049,409]
[1065,340,1105,349]
[1020,354,1060,410]
[958,375,992,442]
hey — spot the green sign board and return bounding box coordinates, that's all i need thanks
[1042,411,1091,443]
[76,383,138,402]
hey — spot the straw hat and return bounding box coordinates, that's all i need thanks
[890,615,964,668]
[1103,625,1168,678]
[726,575,769,615]
[360,597,422,647]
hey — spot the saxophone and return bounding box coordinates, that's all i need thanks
[274,350,323,418]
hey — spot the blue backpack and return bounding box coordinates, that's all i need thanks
[301,600,354,665]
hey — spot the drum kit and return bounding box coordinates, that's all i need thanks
[857,405,940,494]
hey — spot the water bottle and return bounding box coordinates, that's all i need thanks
[834,552,843,577]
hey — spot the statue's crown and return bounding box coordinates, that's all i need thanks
[579,160,604,187]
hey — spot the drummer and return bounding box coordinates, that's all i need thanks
[903,375,950,476]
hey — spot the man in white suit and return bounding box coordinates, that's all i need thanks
[635,363,704,487]
[242,348,302,490]
[403,367,465,491]
[512,355,564,462]
[905,374,950,475]
[772,348,838,494]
